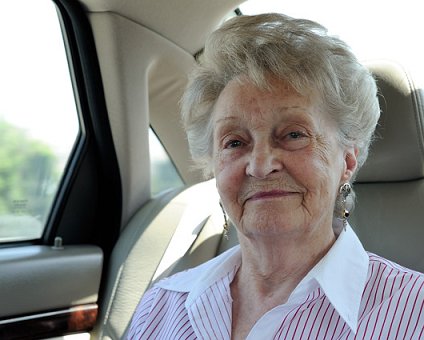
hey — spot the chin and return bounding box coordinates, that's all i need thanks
[240,212,305,238]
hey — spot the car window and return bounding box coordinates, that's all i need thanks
[0,0,79,242]
[240,0,424,83]
[149,128,184,196]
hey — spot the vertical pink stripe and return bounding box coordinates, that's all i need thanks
[315,300,332,337]
[276,289,320,339]
[290,290,318,338]
[322,307,336,339]
[377,271,400,340]
[202,288,223,339]
[337,323,347,340]
[298,290,320,339]
[329,315,343,340]
[359,261,377,319]
[361,262,384,321]
[394,276,419,339]
[410,296,424,338]
[209,287,229,338]
[402,279,424,339]
[306,293,327,339]
[386,274,413,339]
[369,268,393,339]
[290,300,310,338]
[193,299,213,338]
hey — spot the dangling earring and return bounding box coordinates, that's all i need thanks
[339,183,351,230]
[219,201,229,240]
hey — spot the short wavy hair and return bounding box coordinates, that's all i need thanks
[181,13,380,185]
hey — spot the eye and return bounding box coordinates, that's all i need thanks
[225,139,243,149]
[280,129,311,150]
[287,131,306,139]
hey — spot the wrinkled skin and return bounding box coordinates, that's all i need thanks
[212,75,357,244]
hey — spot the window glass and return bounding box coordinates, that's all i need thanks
[0,1,79,242]
[240,0,424,84]
[149,129,184,196]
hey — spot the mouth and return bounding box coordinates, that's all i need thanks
[247,190,298,201]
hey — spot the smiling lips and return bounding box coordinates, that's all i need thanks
[247,190,298,201]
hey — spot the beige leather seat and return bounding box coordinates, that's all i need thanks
[350,60,424,273]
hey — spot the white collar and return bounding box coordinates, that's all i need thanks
[156,244,241,297]
[296,224,369,332]
[156,224,369,333]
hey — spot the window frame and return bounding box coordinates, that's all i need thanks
[0,0,123,257]
[42,0,123,254]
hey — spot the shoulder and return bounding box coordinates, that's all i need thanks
[127,245,240,338]
[358,253,424,337]
[127,286,190,339]
[367,252,424,281]
[365,252,424,305]
[156,244,241,292]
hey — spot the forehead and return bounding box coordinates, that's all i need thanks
[220,75,304,101]
[212,75,316,123]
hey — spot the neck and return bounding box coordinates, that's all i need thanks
[235,225,336,300]
[229,223,336,340]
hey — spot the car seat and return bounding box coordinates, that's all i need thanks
[350,60,424,273]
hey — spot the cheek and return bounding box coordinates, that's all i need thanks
[299,145,344,202]
[214,155,245,205]
[290,147,334,193]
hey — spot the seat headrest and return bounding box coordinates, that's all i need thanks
[356,60,424,183]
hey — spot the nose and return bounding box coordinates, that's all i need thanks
[246,142,283,179]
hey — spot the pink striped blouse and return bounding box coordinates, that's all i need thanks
[128,226,424,339]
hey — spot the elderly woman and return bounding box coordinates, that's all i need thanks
[128,14,424,339]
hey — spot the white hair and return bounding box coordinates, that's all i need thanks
[181,13,380,212]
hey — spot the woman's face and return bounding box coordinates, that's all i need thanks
[212,76,357,240]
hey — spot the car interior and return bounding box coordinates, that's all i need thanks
[0,0,423,339]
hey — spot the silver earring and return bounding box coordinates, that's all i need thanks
[339,183,351,230]
[219,201,229,240]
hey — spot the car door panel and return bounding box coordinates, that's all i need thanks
[0,245,102,339]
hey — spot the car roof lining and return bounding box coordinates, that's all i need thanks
[79,0,244,55]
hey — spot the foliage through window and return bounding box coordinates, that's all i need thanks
[0,0,79,242]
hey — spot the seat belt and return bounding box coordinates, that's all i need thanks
[150,180,224,284]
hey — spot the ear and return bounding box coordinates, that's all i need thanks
[341,147,358,182]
